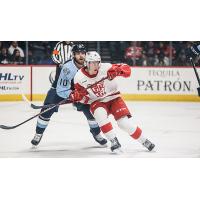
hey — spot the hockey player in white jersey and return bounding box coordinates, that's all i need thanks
[72,51,155,153]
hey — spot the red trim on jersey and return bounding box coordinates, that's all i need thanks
[90,97,131,120]
[73,83,89,103]
[130,127,142,139]
[90,101,109,114]
[82,95,90,104]
[110,97,132,120]
[101,122,113,133]
[81,67,99,78]
[74,83,88,94]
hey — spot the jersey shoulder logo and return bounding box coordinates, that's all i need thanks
[63,68,70,75]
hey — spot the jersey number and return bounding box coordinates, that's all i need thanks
[59,79,68,86]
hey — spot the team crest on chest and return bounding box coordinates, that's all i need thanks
[90,81,106,97]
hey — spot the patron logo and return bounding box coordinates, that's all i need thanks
[0,73,24,81]
[137,80,192,92]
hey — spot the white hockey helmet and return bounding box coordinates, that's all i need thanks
[85,51,101,66]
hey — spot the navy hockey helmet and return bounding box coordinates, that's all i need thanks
[72,44,86,54]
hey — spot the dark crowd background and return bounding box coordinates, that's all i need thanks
[0,41,199,66]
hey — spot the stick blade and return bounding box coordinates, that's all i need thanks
[22,93,43,109]
[30,103,43,109]
[0,125,15,130]
[21,93,31,105]
[197,87,200,97]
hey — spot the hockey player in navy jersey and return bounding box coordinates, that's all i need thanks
[31,44,107,147]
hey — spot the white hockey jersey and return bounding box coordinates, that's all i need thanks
[74,63,121,104]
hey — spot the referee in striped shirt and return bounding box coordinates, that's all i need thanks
[50,41,73,86]
[52,41,74,65]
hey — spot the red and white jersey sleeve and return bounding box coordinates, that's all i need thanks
[74,63,121,104]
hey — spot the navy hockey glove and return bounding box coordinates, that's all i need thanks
[186,45,200,60]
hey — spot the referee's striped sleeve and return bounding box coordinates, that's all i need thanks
[52,42,62,64]
[51,41,73,65]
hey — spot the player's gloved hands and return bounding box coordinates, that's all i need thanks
[186,45,200,60]
[69,89,87,102]
[107,64,131,80]
[118,63,131,78]
[107,64,122,80]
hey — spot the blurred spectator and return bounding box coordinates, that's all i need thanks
[10,49,24,64]
[155,42,166,57]
[0,41,198,66]
[154,53,170,66]
[29,41,56,64]
[27,49,36,64]
[164,43,176,64]
[0,48,11,64]
[8,41,24,57]
[109,42,119,63]
[38,53,54,64]
[109,41,129,63]
[124,41,143,66]
[144,41,156,65]
[0,41,3,51]
[172,41,185,59]
[173,49,187,66]
[141,54,148,66]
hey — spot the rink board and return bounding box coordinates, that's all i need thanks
[1,94,199,102]
[0,65,200,102]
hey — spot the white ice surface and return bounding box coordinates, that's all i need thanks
[0,101,200,158]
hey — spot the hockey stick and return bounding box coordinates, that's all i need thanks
[189,57,200,96]
[21,93,61,110]
[21,93,46,109]
[22,76,109,110]
[0,76,108,130]
[0,99,72,130]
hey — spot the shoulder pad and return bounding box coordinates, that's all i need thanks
[64,59,72,65]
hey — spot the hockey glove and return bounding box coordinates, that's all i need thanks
[107,64,131,80]
[186,44,200,60]
[69,89,87,102]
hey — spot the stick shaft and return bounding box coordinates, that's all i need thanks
[190,58,200,86]
[0,76,108,130]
